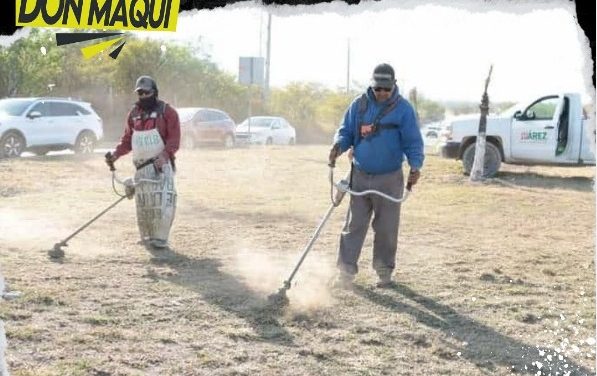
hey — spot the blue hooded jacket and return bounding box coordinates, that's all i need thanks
[334,86,424,175]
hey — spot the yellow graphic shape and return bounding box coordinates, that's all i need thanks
[16,0,180,32]
[80,36,125,59]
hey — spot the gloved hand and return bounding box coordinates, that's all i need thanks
[153,151,169,172]
[328,143,342,167]
[105,152,117,171]
[407,169,421,190]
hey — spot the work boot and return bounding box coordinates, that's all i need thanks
[330,272,355,290]
[149,238,169,249]
[376,271,395,289]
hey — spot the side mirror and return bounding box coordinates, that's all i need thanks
[28,111,42,119]
[513,110,522,119]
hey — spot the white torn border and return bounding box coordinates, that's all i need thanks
[0,270,8,376]
[0,0,594,374]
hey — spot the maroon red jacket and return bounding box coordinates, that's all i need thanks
[113,100,180,160]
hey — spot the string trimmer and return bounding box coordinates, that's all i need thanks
[267,163,412,307]
[47,153,161,259]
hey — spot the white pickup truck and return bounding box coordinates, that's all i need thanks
[438,93,595,176]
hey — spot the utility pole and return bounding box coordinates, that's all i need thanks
[259,11,263,57]
[346,38,351,94]
[264,12,272,103]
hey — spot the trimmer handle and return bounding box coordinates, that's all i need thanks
[105,152,116,172]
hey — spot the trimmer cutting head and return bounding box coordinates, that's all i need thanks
[267,286,290,308]
[48,242,66,259]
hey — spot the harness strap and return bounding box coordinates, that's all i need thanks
[134,157,157,171]
[375,123,400,130]
[357,94,401,144]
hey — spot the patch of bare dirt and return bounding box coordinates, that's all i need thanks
[0,148,595,375]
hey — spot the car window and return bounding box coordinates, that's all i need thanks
[75,104,91,115]
[196,111,209,122]
[29,101,52,117]
[525,97,559,120]
[238,117,273,128]
[177,108,197,122]
[52,102,81,116]
[210,111,223,121]
[210,111,227,121]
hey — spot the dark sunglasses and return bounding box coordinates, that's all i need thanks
[373,87,392,93]
[136,89,152,96]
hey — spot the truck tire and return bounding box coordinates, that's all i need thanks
[462,141,502,177]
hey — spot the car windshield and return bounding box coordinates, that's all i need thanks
[177,108,198,123]
[0,98,35,116]
[238,118,274,128]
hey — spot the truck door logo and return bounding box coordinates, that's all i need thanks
[521,131,548,143]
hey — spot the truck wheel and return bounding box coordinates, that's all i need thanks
[462,141,502,177]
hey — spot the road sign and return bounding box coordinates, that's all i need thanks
[239,57,265,86]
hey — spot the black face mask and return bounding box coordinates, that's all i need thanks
[138,95,157,111]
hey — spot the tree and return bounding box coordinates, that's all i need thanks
[1,29,64,96]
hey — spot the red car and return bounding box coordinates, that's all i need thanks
[177,107,236,148]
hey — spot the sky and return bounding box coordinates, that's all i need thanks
[1,0,594,104]
[133,0,594,104]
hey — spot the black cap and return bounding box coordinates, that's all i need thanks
[370,63,396,89]
[134,75,157,93]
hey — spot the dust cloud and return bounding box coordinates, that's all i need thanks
[230,243,337,311]
[0,208,64,250]
[0,208,120,258]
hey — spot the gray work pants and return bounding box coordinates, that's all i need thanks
[337,167,404,277]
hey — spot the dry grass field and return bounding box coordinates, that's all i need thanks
[0,145,595,375]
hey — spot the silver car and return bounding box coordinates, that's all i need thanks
[235,116,296,145]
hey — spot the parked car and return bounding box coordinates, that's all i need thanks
[235,116,296,145]
[420,121,443,139]
[177,107,236,148]
[0,97,103,158]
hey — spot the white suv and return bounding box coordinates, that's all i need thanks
[0,97,104,157]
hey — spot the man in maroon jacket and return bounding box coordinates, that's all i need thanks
[106,76,180,249]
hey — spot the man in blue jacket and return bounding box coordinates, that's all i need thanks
[328,63,424,288]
